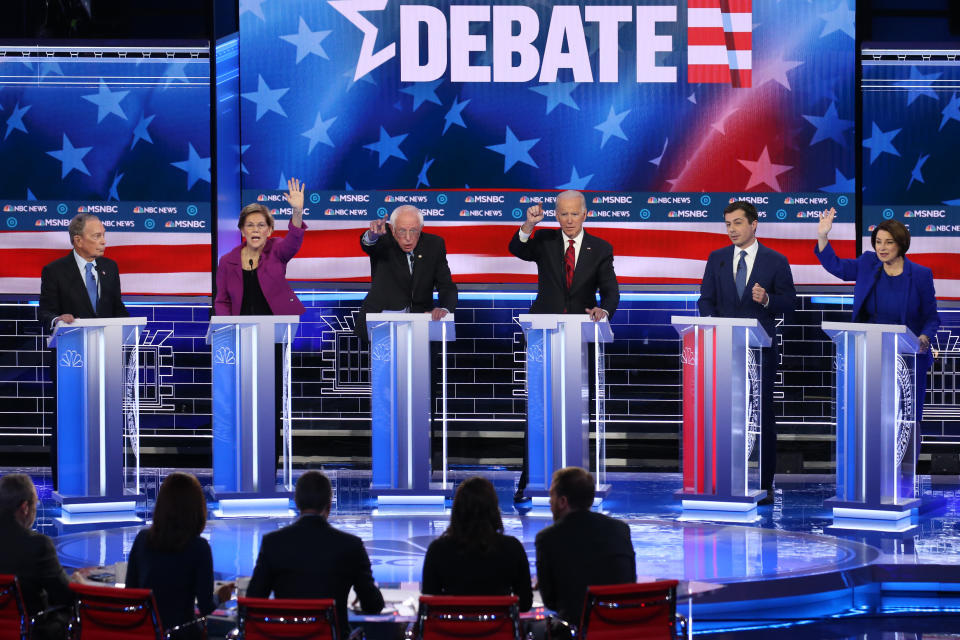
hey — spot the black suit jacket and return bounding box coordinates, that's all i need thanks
[0,519,72,616]
[246,515,384,637]
[358,229,458,339]
[697,242,797,338]
[534,510,636,624]
[508,228,620,318]
[38,252,129,331]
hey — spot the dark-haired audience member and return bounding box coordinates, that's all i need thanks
[535,467,635,629]
[246,470,384,638]
[125,473,233,638]
[0,474,72,640]
[421,476,533,610]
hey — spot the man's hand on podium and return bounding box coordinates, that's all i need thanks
[586,307,608,322]
[56,314,76,325]
[521,203,544,235]
[430,308,448,321]
[919,334,930,354]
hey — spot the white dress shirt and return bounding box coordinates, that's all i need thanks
[73,249,99,292]
[518,226,584,264]
[732,240,768,306]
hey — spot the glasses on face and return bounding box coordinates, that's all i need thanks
[244,222,269,231]
[393,228,421,238]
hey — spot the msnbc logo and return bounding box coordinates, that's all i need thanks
[668,211,676,217]
[465,196,475,203]
[905,211,912,217]
[784,197,793,204]
[925,225,936,232]
[164,221,174,227]
[257,194,266,201]
[324,209,334,215]
[134,207,145,213]
[384,195,396,202]
[34,220,44,226]
[868,225,877,231]
[519,196,531,203]
[647,197,658,204]
[2,205,11,212]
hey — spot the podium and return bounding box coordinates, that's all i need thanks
[822,321,920,529]
[671,316,770,518]
[206,315,299,515]
[519,314,613,503]
[367,313,455,508]
[49,317,147,522]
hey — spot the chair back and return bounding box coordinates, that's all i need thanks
[69,582,164,640]
[236,597,338,640]
[415,595,522,640]
[579,580,679,640]
[0,574,27,640]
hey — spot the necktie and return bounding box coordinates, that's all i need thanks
[406,252,414,275]
[564,239,575,289]
[735,249,748,298]
[85,262,98,312]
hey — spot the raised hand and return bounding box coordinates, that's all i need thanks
[522,203,544,234]
[284,177,305,211]
[368,217,387,239]
[817,207,836,239]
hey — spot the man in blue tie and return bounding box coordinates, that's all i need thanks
[698,201,796,505]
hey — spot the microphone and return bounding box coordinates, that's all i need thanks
[249,258,254,270]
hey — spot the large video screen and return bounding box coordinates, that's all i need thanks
[238,0,856,285]
[0,44,212,295]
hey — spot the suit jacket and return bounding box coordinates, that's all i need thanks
[215,221,307,316]
[0,518,72,616]
[815,241,939,368]
[698,242,797,339]
[534,510,636,624]
[246,515,384,637]
[508,228,620,318]
[38,252,129,331]
[421,533,533,611]
[358,229,458,338]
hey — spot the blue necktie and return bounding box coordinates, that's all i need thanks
[85,262,98,312]
[735,250,748,298]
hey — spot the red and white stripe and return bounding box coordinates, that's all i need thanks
[688,0,752,88]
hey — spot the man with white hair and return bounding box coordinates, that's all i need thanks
[357,205,458,340]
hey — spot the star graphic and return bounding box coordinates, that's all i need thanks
[26,188,36,201]
[328,0,397,80]
[39,61,64,78]
[343,69,378,92]
[107,172,123,201]
[443,95,470,134]
[753,54,803,91]
[170,143,211,190]
[907,154,930,190]
[556,166,593,190]
[819,169,855,193]
[302,111,336,153]
[242,74,289,120]
[737,146,792,191]
[802,102,853,146]
[530,82,580,114]
[820,0,855,39]
[649,138,669,167]
[711,106,740,135]
[939,93,960,130]
[277,172,288,190]
[416,157,434,188]
[345,181,354,191]
[4,102,30,140]
[906,66,941,105]
[863,121,901,164]
[400,79,443,111]
[47,134,93,179]
[363,126,408,167]
[240,144,251,175]
[595,106,630,148]
[130,113,155,150]
[280,17,331,63]
[81,79,129,123]
[162,61,190,88]
[486,126,539,172]
[239,0,266,21]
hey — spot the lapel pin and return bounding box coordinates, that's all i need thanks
[417,254,422,259]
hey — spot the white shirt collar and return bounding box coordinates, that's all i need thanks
[733,238,759,259]
[73,249,96,273]
[562,228,585,247]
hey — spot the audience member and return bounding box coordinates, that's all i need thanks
[535,467,636,630]
[421,476,533,610]
[246,470,384,637]
[125,472,232,638]
[0,474,72,640]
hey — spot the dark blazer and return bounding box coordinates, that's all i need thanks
[534,510,636,624]
[125,530,218,632]
[215,221,307,316]
[358,229,458,338]
[38,252,129,331]
[246,515,384,637]
[508,228,620,318]
[421,533,533,612]
[698,242,797,339]
[815,241,939,368]
[0,518,72,616]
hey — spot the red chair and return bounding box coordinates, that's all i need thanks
[577,580,683,640]
[0,574,28,640]
[68,582,206,640]
[414,595,524,640]
[236,597,339,640]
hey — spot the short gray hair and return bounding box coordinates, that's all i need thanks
[556,190,586,212]
[0,473,35,521]
[68,213,100,245]
[389,205,423,227]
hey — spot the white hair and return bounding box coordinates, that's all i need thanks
[389,205,424,227]
[556,190,586,212]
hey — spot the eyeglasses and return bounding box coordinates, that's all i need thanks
[393,228,421,238]
[244,222,269,231]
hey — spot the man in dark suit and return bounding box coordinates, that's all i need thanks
[698,200,797,504]
[509,191,620,500]
[246,471,384,637]
[0,474,72,640]
[357,205,458,341]
[535,467,635,633]
[38,214,129,490]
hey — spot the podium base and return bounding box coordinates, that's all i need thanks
[516,485,611,516]
[675,489,765,523]
[372,486,452,515]
[824,496,920,533]
[53,492,145,525]
[214,492,295,518]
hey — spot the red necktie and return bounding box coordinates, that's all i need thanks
[565,239,575,289]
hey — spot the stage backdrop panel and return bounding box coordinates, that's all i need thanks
[0,43,213,295]
[236,0,856,284]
